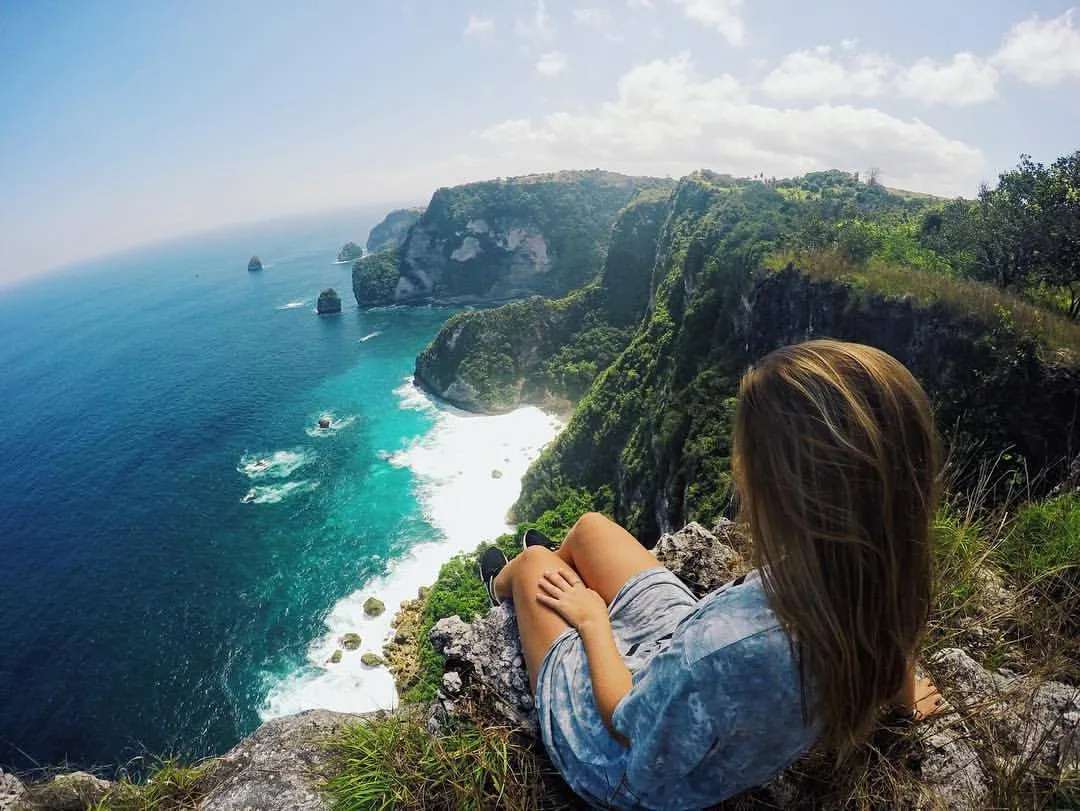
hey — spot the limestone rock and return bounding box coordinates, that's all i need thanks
[430,608,536,734]
[361,653,383,667]
[930,647,1080,775]
[0,769,27,811]
[316,288,342,315]
[329,649,342,664]
[363,597,385,617]
[200,709,366,811]
[247,255,262,272]
[653,520,744,596]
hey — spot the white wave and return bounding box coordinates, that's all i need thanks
[358,331,381,343]
[259,380,563,719]
[276,300,308,310]
[241,480,319,505]
[238,448,315,480]
[304,414,357,438]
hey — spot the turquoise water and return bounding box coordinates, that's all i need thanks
[0,212,560,771]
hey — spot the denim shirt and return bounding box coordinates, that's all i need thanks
[536,569,819,810]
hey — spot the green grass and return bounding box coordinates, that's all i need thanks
[1000,494,1080,581]
[323,712,567,811]
[766,250,1080,365]
[88,759,209,810]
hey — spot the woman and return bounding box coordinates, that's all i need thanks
[482,340,943,809]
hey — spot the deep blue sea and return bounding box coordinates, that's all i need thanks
[0,210,560,772]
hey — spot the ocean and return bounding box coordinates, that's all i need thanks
[0,209,561,771]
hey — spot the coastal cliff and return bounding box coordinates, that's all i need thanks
[413,192,671,412]
[365,207,424,254]
[352,170,671,307]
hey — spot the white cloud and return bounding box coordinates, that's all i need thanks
[994,9,1080,85]
[515,0,555,42]
[896,53,998,106]
[463,14,495,37]
[840,38,858,51]
[669,0,745,45]
[627,0,654,6]
[535,51,569,76]
[573,7,611,25]
[762,46,891,101]
[480,54,984,195]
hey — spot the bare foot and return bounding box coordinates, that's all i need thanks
[913,675,946,720]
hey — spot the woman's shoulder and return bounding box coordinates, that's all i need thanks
[676,569,791,668]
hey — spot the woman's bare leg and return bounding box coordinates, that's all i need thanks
[492,545,575,691]
[491,513,658,691]
[556,512,660,605]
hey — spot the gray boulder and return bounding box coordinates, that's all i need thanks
[929,647,1079,775]
[653,519,743,595]
[199,709,367,811]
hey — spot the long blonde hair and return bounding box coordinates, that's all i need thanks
[733,340,941,755]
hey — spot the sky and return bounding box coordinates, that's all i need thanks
[1,0,1079,287]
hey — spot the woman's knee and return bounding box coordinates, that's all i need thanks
[512,545,563,581]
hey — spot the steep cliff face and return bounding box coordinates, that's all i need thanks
[353,171,671,307]
[412,193,672,413]
[366,208,424,254]
[510,174,1080,542]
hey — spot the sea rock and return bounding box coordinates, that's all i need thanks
[0,769,27,811]
[341,633,361,650]
[337,242,363,263]
[248,255,262,272]
[199,709,367,811]
[491,469,503,479]
[329,650,342,664]
[361,653,383,667]
[317,416,332,429]
[316,288,342,315]
[363,597,385,617]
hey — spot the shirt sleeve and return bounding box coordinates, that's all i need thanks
[611,638,734,793]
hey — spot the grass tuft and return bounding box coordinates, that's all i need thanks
[323,709,576,811]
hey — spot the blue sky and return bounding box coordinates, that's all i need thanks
[1,0,1078,286]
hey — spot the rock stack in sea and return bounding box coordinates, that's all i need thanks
[247,255,262,272]
[316,288,342,314]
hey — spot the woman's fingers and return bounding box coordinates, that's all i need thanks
[540,568,580,591]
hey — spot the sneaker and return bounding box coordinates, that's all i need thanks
[478,547,509,607]
[521,528,558,552]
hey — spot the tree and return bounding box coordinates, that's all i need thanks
[974,151,1080,316]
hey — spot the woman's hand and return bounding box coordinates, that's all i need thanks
[535,568,609,632]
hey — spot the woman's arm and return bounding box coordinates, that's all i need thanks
[536,569,632,745]
[578,615,632,745]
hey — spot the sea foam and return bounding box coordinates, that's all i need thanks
[259,379,563,719]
